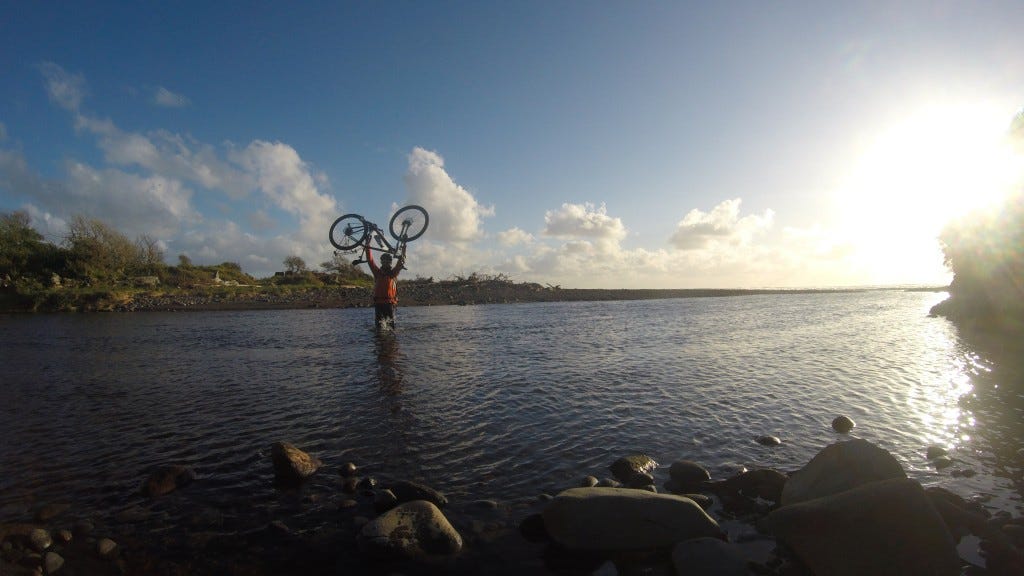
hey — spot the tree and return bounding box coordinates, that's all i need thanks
[135,235,165,273]
[284,255,307,274]
[178,253,193,267]
[1,211,45,281]
[64,216,140,282]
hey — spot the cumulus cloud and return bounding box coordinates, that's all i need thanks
[669,198,774,250]
[403,147,494,242]
[542,202,627,254]
[496,226,533,246]
[153,86,190,108]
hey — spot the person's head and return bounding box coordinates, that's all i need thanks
[380,253,393,270]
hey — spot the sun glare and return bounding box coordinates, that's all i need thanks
[834,102,1023,283]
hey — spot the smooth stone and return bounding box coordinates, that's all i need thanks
[671,537,750,576]
[926,445,949,460]
[684,493,714,510]
[542,487,722,551]
[580,476,599,488]
[339,461,358,477]
[609,454,659,484]
[341,477,359,494]
[141,464,196,497]
[932,456,954,469]
[43,551,63,574]
[781,439,906,506]
[358,500,463,558]
[668,460,712,487]
[831,415,856,434]
[270,442,321,484]
[756,435,782,446]
[596,478,622,488]
[29,528,52,552]
[373,489,398,513]
[387,480,448,507]
[762,478,959,576]
[716,469,788,502]
[54,530,72,544]
[97,538,118,558]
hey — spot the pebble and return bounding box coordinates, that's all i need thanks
[97,538,118,558]
[831,415,855,434]
[43,551,63,574]
[926,445,948,460]
[29,528,52,552]
[339,461,358,477]
[756,435,782,446]
[580,475,599,487]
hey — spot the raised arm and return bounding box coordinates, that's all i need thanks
[365,237,379,273]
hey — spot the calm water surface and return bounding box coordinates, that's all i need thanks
[1,290,1021,535]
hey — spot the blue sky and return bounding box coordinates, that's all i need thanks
[2,1,1023,288]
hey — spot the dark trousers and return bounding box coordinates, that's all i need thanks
[374,303,396,328]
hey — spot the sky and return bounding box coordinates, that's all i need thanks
[2,1,1023,289]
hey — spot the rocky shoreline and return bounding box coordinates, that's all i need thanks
[3,422,1021,576]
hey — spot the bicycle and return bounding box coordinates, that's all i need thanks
[328,205,429,264]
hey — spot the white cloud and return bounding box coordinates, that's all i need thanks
[402,147,494,242]
[543,202,627,242]
[669,198,774,250]
[0,122,7,141]
[39,62,85,111]
[496,226,533,246]
[153,86,190,108]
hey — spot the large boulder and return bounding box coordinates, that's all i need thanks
[781,439,905,505]
[542,487,723,551]
[357,500,462,559]
[270,442,321,485]
[761,478,959,576]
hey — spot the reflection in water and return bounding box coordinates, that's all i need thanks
[374,331,404,399]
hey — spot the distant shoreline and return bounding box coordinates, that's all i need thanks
[117,284,949,313]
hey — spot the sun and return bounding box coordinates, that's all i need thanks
[833,102,1023,284]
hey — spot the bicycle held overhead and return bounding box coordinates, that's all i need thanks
[328,205,429,266]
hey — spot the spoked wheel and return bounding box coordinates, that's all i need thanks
[389,205,429,242]
[329,214,369,250]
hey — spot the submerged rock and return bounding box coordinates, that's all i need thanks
[141,464,196,497]
[541,487,722,551]
[755,435,781,447]
[831,415,855,434]
[270,441,321,485]
[386,480,448,507]
[762,477,959,576]
[609,454,659,485]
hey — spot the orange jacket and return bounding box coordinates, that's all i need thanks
[367,250,402,304]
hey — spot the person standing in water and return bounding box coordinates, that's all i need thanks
[363,236,405,329]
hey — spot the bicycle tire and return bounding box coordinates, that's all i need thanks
[329,214,369,250]
[389,205,429,242]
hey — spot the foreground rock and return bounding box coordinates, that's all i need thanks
[762,477,960,576]
[357,500,462,559]
[386,480,448,508]
[270,442,321,485]
[609,454,658,486]
[542,487,722,551]
[781,438,906,505]
[672,537,750,576]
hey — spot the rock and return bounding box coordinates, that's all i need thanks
[114,505,150,524]
[270,442,321,484]
[97,538,118,558]
[541,487,722,551]
[580,476,599,488]
[141,464,196,497]
[932,456,954,469]
[72,520,94,538]
[374,489,398,513]
[762,478,959,576]
[671,537,750,576]
[755,435,782,446]
[713,469,788,503]
[684,493,714,510]
[29,528,52,552]
[609,454,658,484]
[592,560,619,576]
[831,415,855,434]
[386,480,448,507]
[926,445,948,460]
[341,477,359,494]
[780,439,906,506]
[33,504,69,523]
[356,477,377,491]
[339,461,358,477]
[596,478,622,488]
[54,530,71,544]
[668,460,711,489]
[357,500,463,558]
[43,551,63,574]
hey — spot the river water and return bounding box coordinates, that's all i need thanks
[1,290,1021,557]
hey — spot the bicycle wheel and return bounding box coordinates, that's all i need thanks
[329,214,369,250]
[389,205,429,242]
